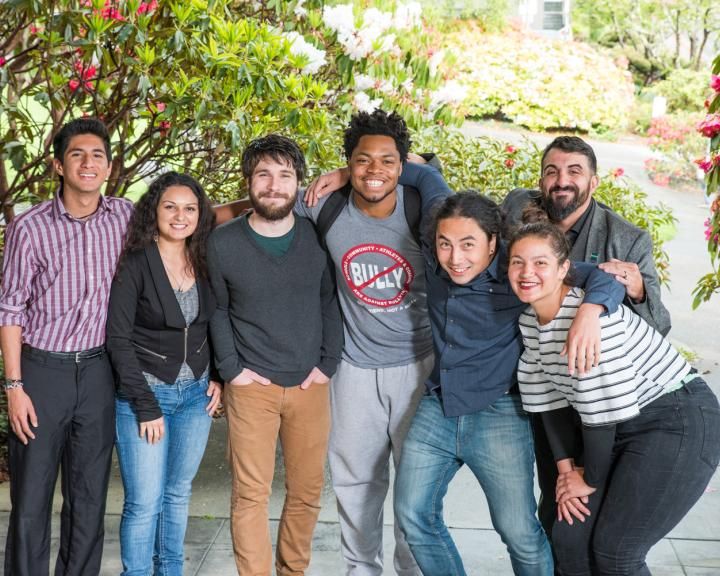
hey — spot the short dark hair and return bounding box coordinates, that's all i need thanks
[241,134,306,183]
[120,171,216,279]
[540,136,597,174]
[343,110,411,162]
[52,118,112,162]
[424,190,502,247]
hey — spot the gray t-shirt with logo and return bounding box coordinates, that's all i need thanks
[296,187,435,368]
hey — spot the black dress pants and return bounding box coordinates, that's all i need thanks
[4,347,115,576]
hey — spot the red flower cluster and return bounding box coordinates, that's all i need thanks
[504,158,515,168]
[158,120,171,137]
[647,117,690,146]
[697,114,720,139]
[137,0,159,15]
[96,1,125,21]
[696,154,720,173]
[711,75,720,93]
[505,145,516,154]
[0,56,6,67]
[69,61,97,92]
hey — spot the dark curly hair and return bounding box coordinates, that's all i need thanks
[343,110,411,162]
[423,190,502,248]
[120,171,216,279]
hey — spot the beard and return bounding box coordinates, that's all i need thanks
[541,184,590,222]
[249,190,297,221]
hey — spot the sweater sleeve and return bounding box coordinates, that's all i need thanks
[106,260,162,422]
[541,407,579,462]
[316,260,343,378]
[207,234,244,383]
[398,162,453,216]
[572,261,625,315]
[581,423,617,487]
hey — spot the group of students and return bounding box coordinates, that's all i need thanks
[1,110,718,576]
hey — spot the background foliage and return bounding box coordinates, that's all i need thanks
[441,24,636,135]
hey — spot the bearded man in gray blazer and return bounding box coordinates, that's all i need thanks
[502,135,672,546]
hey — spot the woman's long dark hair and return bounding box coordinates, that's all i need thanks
[120,171,216,278]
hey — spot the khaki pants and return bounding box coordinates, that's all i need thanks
[225,381,330,576]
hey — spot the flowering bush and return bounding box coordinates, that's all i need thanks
[441,24,636,134]
[411,128,674,283]
[693,59,720,307]
[643,114,705,189]
[0,0,463,215]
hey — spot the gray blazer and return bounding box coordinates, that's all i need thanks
[502,188,671,336]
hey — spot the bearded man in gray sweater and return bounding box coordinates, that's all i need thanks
[208,134,343,576]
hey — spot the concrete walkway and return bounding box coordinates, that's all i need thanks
[1,125,719,574]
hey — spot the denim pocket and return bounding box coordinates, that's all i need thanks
[699,405,720,469]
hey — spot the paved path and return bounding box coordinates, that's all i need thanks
[1,123,719,574]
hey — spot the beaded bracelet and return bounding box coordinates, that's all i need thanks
[4,379,24,390]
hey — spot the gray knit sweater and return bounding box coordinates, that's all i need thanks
[208,215,342,386]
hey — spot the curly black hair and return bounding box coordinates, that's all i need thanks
[343,110,411,162]
[119,171,216,279]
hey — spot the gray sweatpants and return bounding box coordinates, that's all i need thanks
[328,355,434,576]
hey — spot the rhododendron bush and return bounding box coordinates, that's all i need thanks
[443,24,635,134]
[693,56,720,307]
[0,0,463,215]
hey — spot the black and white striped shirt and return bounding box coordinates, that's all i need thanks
[518,287,689,426]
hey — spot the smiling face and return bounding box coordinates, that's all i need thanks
[156,185,200,244]
[248,156,298,221]
[539,149,598,229]
[435,216,497,285]
[53,133,111,197]
[508,235,570,319]
[348,134,403,217]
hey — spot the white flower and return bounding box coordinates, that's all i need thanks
[353,92,383,114]
[428,50,444,76]
[362,8,393,34]
[354,74,375,91]
[429,80,467,112]
[394,2,422,29]
[376,33,396,54]
[284,32,327,75]
[323,4,356,38]
[343,33,372,61]
[294,0,307,18]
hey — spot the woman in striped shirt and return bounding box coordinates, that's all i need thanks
[508,220,720,576]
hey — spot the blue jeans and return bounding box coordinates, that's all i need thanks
[395,394,553,576]
[553,377,720,576]
[115,376,213,576]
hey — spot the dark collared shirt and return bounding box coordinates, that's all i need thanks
[424,241,623,418]
[565,199,595,252]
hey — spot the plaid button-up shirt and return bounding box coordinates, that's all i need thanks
[0,193,133,352]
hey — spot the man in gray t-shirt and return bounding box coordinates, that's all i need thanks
[296,110,451,576]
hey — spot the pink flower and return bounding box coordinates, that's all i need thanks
[653,174,670,187]
[504,158,515,168]
[158,120,171,136]
[68,79,81,92]
[137,0,158,14]
[147,100,166,113]
[695,157,714,174]
[505,145,516,154]
[711,75,720,93]
[697,114,720,139]
[611,167,624,178]
[0,56,6,67]
[29,24,40,34]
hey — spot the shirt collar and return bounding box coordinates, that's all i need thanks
[566,198,596,244]
[52,189,111,220]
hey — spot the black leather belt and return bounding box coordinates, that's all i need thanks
[22,344,106,363]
